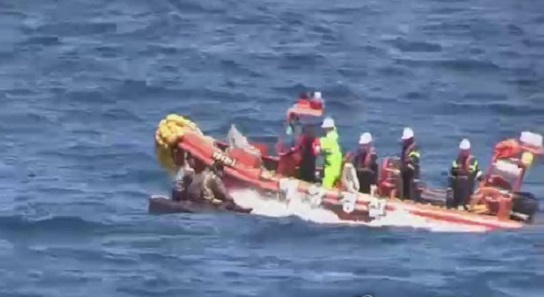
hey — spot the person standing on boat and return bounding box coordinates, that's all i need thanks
[350,132,379,195]
[295,125,318,183]
[449,138,483,210]
[313,117,343,189]
[399,127,421,201]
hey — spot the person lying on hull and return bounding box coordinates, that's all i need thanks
[448,138,483,210]
[177,155,250,212]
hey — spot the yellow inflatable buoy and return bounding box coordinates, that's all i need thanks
[153,114,201,176]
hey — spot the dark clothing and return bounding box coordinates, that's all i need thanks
[352,147,379,194]
[297,135,317,183]
[449,153,481,208]
[400,140,421,201]
[171,168,194,202]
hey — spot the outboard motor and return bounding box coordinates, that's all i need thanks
[511,192,539,223]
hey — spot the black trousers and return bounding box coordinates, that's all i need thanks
[298,160,316,183]
[449,176,473,208]
[401,170,420,202]
[357,170,375,194]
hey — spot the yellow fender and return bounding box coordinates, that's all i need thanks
[154,114,201,175]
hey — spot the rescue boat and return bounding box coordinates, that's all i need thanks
[150,100,542,231]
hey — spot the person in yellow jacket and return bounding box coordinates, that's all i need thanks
[312,117,343,189]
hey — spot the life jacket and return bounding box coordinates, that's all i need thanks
[401,142,417,164]
[453,154,475,176]
[286,100,323,119]
[492,138,543,168]
[354,147,374,170]
[493,139,522,163]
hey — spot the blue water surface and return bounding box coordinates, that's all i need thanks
[1,0,543,296]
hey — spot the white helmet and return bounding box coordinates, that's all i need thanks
[459,138,471,150]
[359,132,372,144]
[321,117,335,128]
[401,127,414,140]
[313,91,322,100]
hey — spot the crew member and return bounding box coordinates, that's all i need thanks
[313,117,343,189]
[183,155,209,203]
[352,132,379,194]
[296,125,318,182]
[449,138,483,210]
[171,150,195,202]
[399,127,421,201]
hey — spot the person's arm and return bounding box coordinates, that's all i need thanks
[470,158,484,181]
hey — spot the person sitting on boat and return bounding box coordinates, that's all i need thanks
[399,127,421,201]
[350,132,379,195]
[448,138,483,210]
[313,117,343,189]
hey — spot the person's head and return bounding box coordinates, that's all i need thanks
[321,117,335,133]
[459,138,471,156]
[289,114,300,126]
[401,127,414,145]
[187,153,206,171]
[359,132,372,148]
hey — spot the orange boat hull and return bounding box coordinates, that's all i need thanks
[171,131,525,231]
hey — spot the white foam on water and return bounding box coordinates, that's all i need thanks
[231,188,487,233]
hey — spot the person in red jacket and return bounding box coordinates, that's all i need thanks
[296,125,318,182]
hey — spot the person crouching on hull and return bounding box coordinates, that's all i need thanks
[203,161,238,210]
[352,132,379,195]
[313,117,343,189]
[171,150,195,202]
[399,127,421,202]
[448,139,483,210]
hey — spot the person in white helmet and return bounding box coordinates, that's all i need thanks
[312,116,343,188]
[345,132,379,194]
[448,138,482,210]
[400,127,421,201]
